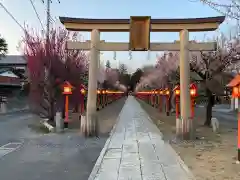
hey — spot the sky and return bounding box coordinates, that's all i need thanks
[0,0,237,73]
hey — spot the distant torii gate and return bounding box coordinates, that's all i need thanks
[60,16,224,137]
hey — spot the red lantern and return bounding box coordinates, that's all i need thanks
[62,81,73,123]
[159,90,163,95]
[165,89,170,96]
[62,81,73,95]
[174,85,180,96]
[190,83,197,97]
[80,88,86,95]
[174,85,180,119]
[232,86,240,98]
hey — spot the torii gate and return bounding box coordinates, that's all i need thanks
[60,16,224,137]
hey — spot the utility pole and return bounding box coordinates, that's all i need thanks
[46,0,50,40]
[41,0,60,122]
[42,0,60,39]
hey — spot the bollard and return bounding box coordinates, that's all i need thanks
[0,102,7,113]
[55,112,64,133]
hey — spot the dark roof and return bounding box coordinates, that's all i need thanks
[0,76,21,86]
[59,16,225,25]
[0,55,26,65]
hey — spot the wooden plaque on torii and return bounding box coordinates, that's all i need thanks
[129,16,151,51]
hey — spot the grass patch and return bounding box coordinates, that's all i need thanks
[28,122,51,134]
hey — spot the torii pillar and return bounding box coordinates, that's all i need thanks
[179,30,191,139]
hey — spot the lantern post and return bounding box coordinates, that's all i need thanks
[80,88,86,114]
[112,91,116,102]
[235,85,240,163]
[151,90,155,107]
[106,90,110,104]
[154,90,158,108]
[102,90,106,107]
[159,89,163,112]
[227,80,240,163]
[174,85,181,135]
[96,90,101,110]
[174,85,180,119]
[143,92,147,101]
[190,83,197,119]
[108,91,113,104]
[165,88,170,116]
[62,82,73,124]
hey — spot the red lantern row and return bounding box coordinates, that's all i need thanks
[173,83,197,97]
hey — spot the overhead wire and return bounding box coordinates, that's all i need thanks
[29,0,45,32]
[0,2,25,31]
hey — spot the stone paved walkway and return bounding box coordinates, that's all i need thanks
[88,96,195,180]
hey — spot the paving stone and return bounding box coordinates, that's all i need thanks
[123,143,138,153]
[142,175,166,180]
[154,145,179,167]
[122,152,139,160]
[148,132,162,140]
[141,162,165,178]
[118,166,141,179]
[94,172,118,180]
[98,158,120,173]
[162,165,190,180]
[118,176,142,180]
[104,148,122,159]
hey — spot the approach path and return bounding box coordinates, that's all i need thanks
[88,96,195,180]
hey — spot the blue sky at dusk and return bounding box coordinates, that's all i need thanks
[0,0,237,72]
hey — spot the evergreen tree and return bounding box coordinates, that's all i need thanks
[105,60,111,68]
[0,36,7,59]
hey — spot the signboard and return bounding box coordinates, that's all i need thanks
[129,16,150,51]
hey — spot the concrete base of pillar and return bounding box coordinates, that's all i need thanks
[81,114,99,137]
[176,118,181,135]
[176,117,195,140]
[80,115,86,133]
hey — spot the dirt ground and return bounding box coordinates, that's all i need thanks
[96,97,127,135]
[69,97,127,135]
[138,100,240,180]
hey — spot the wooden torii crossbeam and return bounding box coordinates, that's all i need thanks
[60,16,225,52]
[66,40,216,51]
[59,16,224,32]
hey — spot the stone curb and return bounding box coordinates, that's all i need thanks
[88,99,127,180]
